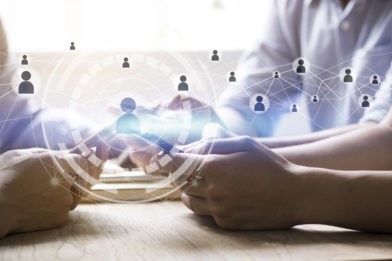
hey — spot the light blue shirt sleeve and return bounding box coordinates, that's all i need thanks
[0,63,93,152]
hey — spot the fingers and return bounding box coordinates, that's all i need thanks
[114,134,161,168]
[181,193,210,216]
[96,142,109,162]
[23,148,50,154]
[69,160,98,209]
[130,151,156,168]
[150,95,182,111]
[184,136,260,155]
[182,178,207,197]
[31,149,106,211]
[120,134,161,154]
[153,153,205,178]
[53,154,89,209]
[154,95,205,111]
[163,94,184,110]
[177,139,205,152]
[53,149,106,210]
[72,148,107,209]
[69,176,87,209]
[42,152,84,182]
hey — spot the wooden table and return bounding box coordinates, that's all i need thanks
[1,201,392,260]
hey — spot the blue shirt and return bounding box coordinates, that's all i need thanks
[218,0,392,136]
[0,18,94,152]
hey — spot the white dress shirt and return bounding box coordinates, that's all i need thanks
[218,0,392,136]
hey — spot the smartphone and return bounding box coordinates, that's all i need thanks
[69,123,183,154]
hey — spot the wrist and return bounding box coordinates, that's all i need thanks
[0,200,19,238]
[292,165,345,226]
[285,164,309,226]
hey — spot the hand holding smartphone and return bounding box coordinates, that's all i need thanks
[69,123,183,155]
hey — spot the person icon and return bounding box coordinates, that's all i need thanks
[122,57,130,68]
[116,97,140,134]
[178,75,189,91]
[296,59,306,74]
[18,71,34,94]
[361,96,370,108]
[211,50,219,61]
[21,55,28,65]
[343,69,353,83]
[254,96,265,112]
[274,72,280,78]
[229,72,236,82]
[291,104,298,112]
[70,42,76,50]
[312,95,318,103]
[371,75,379,85]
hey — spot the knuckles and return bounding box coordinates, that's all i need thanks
[1,150,23,158]
[205,184,223,202]
[200,154,221,179]
[198,139,215,153]
[238,136,258,149]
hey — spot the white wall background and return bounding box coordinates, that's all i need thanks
[0,0,310,136]
[0,0,270,52]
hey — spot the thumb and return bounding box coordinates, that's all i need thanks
[157,94,185,110]
[96,142,109,162]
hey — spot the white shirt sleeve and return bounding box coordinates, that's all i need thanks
[360,62,392,123]
[217,0,301,136]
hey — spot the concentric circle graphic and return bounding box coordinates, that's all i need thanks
[24,51,383,204]
[39,52,217,203]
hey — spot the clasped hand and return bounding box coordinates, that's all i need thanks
[132,136,303,230]
[0,145,107,238]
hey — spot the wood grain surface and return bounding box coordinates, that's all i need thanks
[1,201,392,260]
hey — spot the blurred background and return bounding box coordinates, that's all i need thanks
[0,0,269,52]
[0,0,309,137]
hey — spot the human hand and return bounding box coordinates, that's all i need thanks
[0,145,107,238]
[151,95,224,143]
[105,95,228,167]
[134,136,302,230]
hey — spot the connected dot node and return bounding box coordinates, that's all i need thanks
[341,68,354,83]
[249,94,269,114]
[120,97,136,113]
[370,74,381,85]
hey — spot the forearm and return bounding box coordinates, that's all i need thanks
[274,123,392,170]
[295,166,392,233]
[259,123,373,148]
[0,200,18,238]
[217,107,258,136]
[0,109,93,152]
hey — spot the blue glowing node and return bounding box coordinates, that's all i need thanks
[116,97,140,134]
